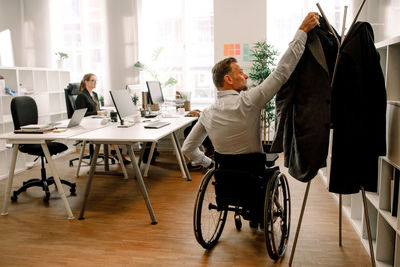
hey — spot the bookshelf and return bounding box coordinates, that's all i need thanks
[0,67,70,179]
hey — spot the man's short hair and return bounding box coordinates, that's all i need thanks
[212,57,237,89]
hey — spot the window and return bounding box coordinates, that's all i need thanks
[138,0,214,105]
[50,0,106,92]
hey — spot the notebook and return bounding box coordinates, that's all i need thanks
[57,108,87,128]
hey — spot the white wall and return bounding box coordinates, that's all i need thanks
[0,0,23,66]
[350,0,400,42]
[213,0,267,70]
[0,0,52,68]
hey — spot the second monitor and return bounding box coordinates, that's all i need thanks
[146,81,164,105]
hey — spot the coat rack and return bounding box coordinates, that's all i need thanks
[288,1,375,267]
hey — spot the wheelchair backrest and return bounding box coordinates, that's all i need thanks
[214,152,266,173]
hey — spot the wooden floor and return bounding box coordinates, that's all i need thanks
[0,152,371,266]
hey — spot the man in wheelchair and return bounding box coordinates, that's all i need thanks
[182,13,319,259]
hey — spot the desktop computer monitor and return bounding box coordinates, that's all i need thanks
[146,81,164,105]
[110,89,138,122]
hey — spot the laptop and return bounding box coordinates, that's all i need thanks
[57,108,87,128]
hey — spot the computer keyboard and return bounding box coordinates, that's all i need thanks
[161,113,180,118]
[144,114,158,118]
[144,121,170,129]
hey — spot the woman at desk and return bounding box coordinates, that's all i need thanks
[75,73,130,164]
[75,73,104,116]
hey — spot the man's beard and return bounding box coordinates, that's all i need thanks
[234,85,248,92]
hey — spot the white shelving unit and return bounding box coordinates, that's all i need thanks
[0,67,70,180]
[319,35,400,267]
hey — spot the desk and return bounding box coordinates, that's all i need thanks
[70,116,196,223]
[0,117,112,219]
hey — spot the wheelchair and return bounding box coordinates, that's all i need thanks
[193,152,291,260]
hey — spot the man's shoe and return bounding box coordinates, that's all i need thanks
[187,162,202,171]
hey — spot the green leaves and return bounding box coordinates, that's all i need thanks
[248,41,278,88]
[55,52,68,60]
[133,46,177,88]
[248,41,278,130]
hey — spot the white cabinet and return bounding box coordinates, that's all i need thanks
[0,67,70,179]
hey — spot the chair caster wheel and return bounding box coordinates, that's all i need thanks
[11,195,18,202]
[43,192,50,203]
[69,162,73,167]
[111,159,116,164]
[234,214,242,231]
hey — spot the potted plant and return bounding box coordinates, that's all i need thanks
[131,93,139,106]
[134,46,177,88]
[248,41,278,151]
[55,52,68,69]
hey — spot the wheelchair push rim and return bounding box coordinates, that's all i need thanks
[264,171,291,260]
[193,168,228,249]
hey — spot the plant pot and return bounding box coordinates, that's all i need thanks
[56,59,64,69]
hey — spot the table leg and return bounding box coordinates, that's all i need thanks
[75,141,87,177]
[79,143,101,220]
[170,133,186,179]
[41,143,74,219]
[1,145,19,215]
[127,144,157,224]
[115,145,128,179]
[172,132,191,181]
[143,142,156,177]
[138,142,146,168]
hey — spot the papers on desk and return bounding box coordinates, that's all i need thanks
[15,124,56,134]
[21,124,50,130]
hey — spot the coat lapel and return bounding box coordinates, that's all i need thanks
[308,31,330,78]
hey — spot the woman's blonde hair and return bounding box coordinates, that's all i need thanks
[80,73,96,92]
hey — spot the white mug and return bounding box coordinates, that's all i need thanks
[178,108,185,115]
[133,114,141,123]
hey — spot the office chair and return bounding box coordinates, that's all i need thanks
[10,96,76,203]
[64,83,93,167]
[64,83,121,175]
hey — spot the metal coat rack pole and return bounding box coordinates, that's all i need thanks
[289,1,375,267]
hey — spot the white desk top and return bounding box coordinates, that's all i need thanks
[0,116,113,142]
[70,116,197,143]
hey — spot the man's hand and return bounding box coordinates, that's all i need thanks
[299,12,320,33]
[187,109,201,117]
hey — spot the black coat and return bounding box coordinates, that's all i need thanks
[271,18,338,182]
[75,89,100,116]
[329,22,386,194]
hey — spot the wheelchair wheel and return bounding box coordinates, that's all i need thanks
[194,168,228,249]
[264,171,291,260]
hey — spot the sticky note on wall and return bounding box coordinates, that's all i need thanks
[224,43,241,56]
